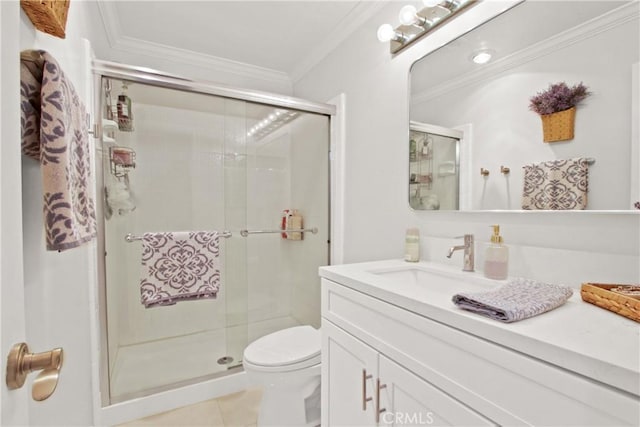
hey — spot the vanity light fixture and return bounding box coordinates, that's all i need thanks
[378,0,476,54]
[398,5,431,28]
[377,24,409,43]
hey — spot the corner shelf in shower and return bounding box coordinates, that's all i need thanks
[109,146,136,178]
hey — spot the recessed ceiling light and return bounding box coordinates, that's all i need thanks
[471,50,493,64]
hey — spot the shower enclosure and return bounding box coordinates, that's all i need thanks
[94,61,332,404]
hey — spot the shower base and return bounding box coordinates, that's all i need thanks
[109,315,300,401]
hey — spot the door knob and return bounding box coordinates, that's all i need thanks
[6,343,63,401]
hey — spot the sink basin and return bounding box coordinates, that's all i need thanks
[368,264,496,295]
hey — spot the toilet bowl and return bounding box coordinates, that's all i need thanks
[243,325,321,427]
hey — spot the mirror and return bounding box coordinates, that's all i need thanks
[409,1,639,211]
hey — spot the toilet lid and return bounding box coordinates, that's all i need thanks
[243,325,320,368]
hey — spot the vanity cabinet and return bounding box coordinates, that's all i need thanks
[324,321,491,426]
[321,277,639,426]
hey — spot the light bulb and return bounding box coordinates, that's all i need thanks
[399,5,418,26]
[423,0,440,7]
[377,24,396,42]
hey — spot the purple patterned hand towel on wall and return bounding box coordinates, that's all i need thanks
[522,158,589,210]
[140,232,221,308]
[20,50,97,251]
[452,278,573,323]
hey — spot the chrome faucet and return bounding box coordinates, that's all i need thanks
[447,234,474,272]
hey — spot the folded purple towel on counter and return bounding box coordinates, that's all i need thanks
[452,278,573,323]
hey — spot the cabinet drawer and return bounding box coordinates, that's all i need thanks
[322,279,639,426]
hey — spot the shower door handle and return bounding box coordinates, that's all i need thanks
[6,343,64,401]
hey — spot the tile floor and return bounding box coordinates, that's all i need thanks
[118,388,263,427]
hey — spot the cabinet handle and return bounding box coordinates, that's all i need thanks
[362,369,373,410]
[375,378,387,423]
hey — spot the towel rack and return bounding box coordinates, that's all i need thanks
[240,227,318,237]
[124,228,318,242]
[125,231,232,243]
[523,157,596,167]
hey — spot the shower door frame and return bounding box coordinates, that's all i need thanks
[92,59,336,415]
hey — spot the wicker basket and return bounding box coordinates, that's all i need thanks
[581,283,640,322]
[540,107,576,143]
[20,0,70,39]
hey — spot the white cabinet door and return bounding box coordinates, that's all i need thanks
[378,355,495,427]
[323,321,378,427]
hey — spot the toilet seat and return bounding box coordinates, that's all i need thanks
[243,325,320,372]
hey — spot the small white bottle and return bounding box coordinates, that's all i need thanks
[484,225,508,279]
[405,228,420,262]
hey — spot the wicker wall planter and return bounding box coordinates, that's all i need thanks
[540,107,576,143]
[20,0,70,39]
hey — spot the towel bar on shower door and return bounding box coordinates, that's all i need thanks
[124,231,233,242]
[124,228,318,242]
[240,227,318,237]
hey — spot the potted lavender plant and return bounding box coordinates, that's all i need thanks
[529,82,591,142]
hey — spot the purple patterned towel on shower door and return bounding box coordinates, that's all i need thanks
[452,278,573,323]
[140,232,221,308]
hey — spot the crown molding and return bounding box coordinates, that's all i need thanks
[96,0,291,86]
[412,2,640,106]
[113,35,292,85]
[290,1,388,83]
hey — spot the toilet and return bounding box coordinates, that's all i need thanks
[243,325,321,427]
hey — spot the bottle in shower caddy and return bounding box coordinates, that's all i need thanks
[484,225,509,280]
[117,82,134,132]
[405,228,420,262]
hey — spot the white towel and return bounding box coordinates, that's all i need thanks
[452,278,573,323]
[139,231,221,308]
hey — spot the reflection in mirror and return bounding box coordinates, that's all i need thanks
[409,122,460,210]
[409,1,639,211]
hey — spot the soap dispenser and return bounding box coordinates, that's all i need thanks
[484,225,508,280]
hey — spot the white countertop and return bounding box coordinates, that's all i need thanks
[319,259,640,396]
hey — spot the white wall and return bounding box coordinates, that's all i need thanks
[412,19,638,210]
[293,2,640,284]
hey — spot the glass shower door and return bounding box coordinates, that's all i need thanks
[101,78,248,402]
[99,74,330,404]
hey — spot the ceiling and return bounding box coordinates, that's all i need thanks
[95,1,386,83]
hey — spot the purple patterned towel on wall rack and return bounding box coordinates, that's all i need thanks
[139,231,221,308]
[521,157,589,210]
[452,278,573,323]
[20,49,96,251]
